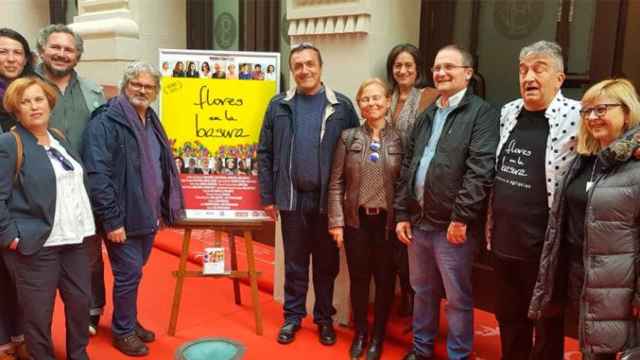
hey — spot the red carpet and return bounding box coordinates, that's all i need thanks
[48,229,581,359]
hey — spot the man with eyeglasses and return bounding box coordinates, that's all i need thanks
[81,62,184,357]
[257,43,359,346]
[34,24,108,340]
[486,40,578,360]
[395,44,498,360]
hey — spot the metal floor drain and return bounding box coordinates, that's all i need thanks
[175,337,245,360]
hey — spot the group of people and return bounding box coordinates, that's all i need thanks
[0,25,184,360]
[161,60,277,81]
[257,40,640,360]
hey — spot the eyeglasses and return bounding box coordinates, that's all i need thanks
[48,147,75,171]
[359,95,385,104]
[431,63,470,73]
[369,141,381,162]
[579,104,623,119]
[128,81,156,92]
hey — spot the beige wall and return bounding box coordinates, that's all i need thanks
[0,0,49,51]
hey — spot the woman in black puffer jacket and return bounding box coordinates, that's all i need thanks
[529,78,640,360]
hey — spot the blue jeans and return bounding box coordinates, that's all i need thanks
[105,233,155,337]
[408,227,474,360]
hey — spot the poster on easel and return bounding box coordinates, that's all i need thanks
[159,49,280,221]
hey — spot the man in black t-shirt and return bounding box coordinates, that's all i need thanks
[489,41,581,360]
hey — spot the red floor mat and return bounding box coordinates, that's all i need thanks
[46,230,582,359]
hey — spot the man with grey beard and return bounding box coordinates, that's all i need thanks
[35,24,106,337]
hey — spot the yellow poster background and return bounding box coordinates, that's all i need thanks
[161,77,276,157]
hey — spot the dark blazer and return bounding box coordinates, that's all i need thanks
[0,124,82,255]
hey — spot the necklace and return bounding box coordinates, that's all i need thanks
[586,157,598,192]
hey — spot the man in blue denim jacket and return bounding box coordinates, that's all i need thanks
[257,43,359,346]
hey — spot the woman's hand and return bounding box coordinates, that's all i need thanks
[329,227,344,248]
[396,221,413,245]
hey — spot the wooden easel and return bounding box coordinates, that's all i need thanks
[168,219,265,336]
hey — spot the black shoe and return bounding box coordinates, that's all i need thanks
[113,333,149,357]
[277,322,300,344]
[402,350,432,360]
[349,332,367,358]
[89,315,100,336]
[366,337,383,360]
[135,322,156,343]
[317,323,336,346]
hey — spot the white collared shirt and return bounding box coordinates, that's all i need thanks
[497,91,581,208]
[435,87,467,109]
[43,133,96,247]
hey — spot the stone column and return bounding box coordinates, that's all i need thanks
[70,0,186,88]
[274,0,421,326]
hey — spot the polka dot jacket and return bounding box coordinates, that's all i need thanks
[497,91,581,208]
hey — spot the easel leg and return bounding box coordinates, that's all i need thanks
[228,231,241,305]
[243,230,263,335]
[168,228,192,336]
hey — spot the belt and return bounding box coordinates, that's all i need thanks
[362,207,384,216]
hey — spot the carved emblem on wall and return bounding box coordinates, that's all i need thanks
[215,12,237,49]
[494,0,545,39]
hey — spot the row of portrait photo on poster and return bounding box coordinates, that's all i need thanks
[173,141,258,176]
[161,58,277,81]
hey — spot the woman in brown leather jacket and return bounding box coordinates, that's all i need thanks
[328,78,403,360]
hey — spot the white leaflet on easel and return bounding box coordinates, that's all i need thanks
[203,247,225,274]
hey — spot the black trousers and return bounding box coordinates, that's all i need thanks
[492,254,564,360]
[85,234,106,316]
[279,193,339,325]
[392,232,412,297]
[0,251,22,345]
[344,209,395,338]
[15,244,90,360]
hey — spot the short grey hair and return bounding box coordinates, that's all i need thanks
[37,24,84,59]
[519,40,564,72]
[438,44,474,68]
[119,62,162,93]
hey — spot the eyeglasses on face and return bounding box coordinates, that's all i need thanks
[128,81,156,92]
[431,63,470,73]
[579,103,623,119]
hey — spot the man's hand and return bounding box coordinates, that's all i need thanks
[107,227,127,243]
[447,221,467,244]
[8,238,19,251]
[396,221,413,245]
[264,205,278,221]
[328,227,344,248]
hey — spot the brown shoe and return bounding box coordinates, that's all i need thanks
[113,333,149,357]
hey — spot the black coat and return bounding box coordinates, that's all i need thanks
[394,88,499,233]
[0,125,85,255]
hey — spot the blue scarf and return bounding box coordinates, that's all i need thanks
[113,94,184,224]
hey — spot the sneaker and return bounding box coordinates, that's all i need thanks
[135,322,156,343]
[113,333,149,357]
[89,315,100,336]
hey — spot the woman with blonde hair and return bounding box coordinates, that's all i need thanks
[529,78,640,360]
[328,78,403,360]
